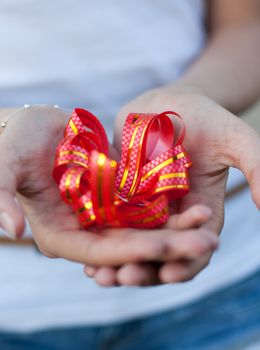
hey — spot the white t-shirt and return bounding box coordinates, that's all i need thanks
[0,0,259,332]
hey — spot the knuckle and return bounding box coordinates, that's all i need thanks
[142,239,167,259]
[34,235,57,259]
[36,243,56,258]
[83,238,100,265]
[188,236,209,256]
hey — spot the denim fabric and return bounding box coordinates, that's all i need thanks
[1,269,260,350]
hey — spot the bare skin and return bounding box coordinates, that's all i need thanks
[0,0,259,287]
[85,0,260,285]
[0,106,217,271]
[85,90,260,286]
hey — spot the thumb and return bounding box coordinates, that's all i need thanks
[249,163,260,209]
[0,151,25,239]
[229,120,260,209]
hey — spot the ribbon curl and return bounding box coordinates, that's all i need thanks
[53,109,192,229]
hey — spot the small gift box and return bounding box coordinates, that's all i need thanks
[53,109,192,229]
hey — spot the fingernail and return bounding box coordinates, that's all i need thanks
[0,213,16,239]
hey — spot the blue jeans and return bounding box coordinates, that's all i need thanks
[1,269,260,350]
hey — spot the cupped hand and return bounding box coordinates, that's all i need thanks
[115,87,260,231]
[0,106,217,270]
[86,87,260,286]
[85,204,216,286]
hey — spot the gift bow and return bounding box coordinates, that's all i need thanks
[53,109,192,229]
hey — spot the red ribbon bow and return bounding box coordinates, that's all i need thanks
[53,109,192,229]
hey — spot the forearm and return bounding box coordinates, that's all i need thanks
[172,22,260,113]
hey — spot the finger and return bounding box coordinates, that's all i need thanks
[228,119,260,208]
[165,204,212,230]
[0,149,25,238]
[116,263,159,286]
[84,265,98,278]
[159,253,212,283]
[93,267,118,287]
[84,264,119,287]
[250,164,260,209]
[104,224,219,260]
[148,228,218,261]
[32,218,168,266]
[178,171,227,234]
[85,227,218,286]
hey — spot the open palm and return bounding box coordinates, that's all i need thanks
[0,106,217,272]
[87,89,260,286]
[115,90,260,232]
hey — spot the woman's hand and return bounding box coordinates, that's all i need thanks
[115,87,260,231]
[0,106,217,270]
[85,204,216,286]
[85,86,260,286]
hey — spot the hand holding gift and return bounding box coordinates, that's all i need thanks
[0,105,217,281]
[84,87,260,286]
[1,86,259,286]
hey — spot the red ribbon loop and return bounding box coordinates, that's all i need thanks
[53,109,192,229]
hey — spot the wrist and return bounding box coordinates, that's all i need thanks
[0,105,71,135]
